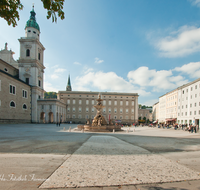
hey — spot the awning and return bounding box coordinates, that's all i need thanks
[153,121,157,123]
[166,118,176,121]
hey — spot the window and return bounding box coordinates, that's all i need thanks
[86,100,89,105]
[114,116,117,119]
[114,100,117,105]
[186,97,188,100]
[50,105,52,109]
[10,101,15,108]
[78,115,82,119]
[67,99,70,104]
[125,116,129,119]
[92,108,94,112]
[67,107,70,112]
[92,100,94,105]
[114,108,117,113]
[86,107,89,112]
[120,101,123,106]
[120,108,123,113]
[79,100,82,104]
[195,103,197,107]
[73,100,76,104]
[73,107,75,112]
[182,90,184,94]
[195,94,197,98]
[132,101,134,106]
[86,115,89,119]
[26,49,30,57]
[23,104,27,110]
[0,80,1,91]
[38,80,41,87]
[120,116,123,119]
[72,115,75,118]
[191,87,193,91]
[4,68,8,72]
[79,107,82,112]
[38,53,40,60]
[194,111,196,115]
[185,112,187,116]
[103,108,106,113]
[22,90,27,98]
[28,30,31,32]
[190,111,192,115]
[190,104,192,108]
[126,109,128,113]
[126,101,129,106]
[103,100,106,105]
[33,31,36,34]
[131,109,134,113]
[0,100,1,106]
[26,78,29,85]
[108,108,111,113]
[186,89,188,92]
[186,105,187,108]
[9,85,16,95]
[109,100,111,105]
[195,85,197,89]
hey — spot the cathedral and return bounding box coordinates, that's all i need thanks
[0,6,66,123]
[0,7,139,124]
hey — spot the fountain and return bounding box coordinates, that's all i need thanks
[83,94,121,132]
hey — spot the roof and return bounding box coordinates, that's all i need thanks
[25,6,40,32]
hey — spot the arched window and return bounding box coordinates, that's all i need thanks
[38,53,40,60]
[26,49,30,57]
[10,101,15,107]
[23,104,27,109]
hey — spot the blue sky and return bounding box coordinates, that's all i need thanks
[1,0,200,106]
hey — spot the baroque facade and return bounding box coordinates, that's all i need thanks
[0,6,66,123]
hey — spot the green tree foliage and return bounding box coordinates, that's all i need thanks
[44,92,57,99]
[0,0,65,27]
[143,117,146,121]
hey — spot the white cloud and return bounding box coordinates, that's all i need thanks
[75,71,150,96]
[154,25,200,57]
[141,99,159,107]
[173,61,200,78]
[127,66,189,92]
[55,68,66,73]
[190,0,200,7]
[73,62,81,65]
[51,74,59,79]
[94,57,104,64]
[44,81,59,92]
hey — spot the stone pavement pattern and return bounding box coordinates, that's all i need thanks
[40,136,200,188]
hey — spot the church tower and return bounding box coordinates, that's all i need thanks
[66,75,72,91]
[18,6,45,122]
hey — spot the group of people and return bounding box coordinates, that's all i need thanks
[156,123,199,133]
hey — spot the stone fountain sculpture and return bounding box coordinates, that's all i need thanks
[83,93,121,132]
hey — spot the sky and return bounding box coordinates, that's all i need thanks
[1,0,200,106]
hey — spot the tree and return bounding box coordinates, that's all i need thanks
[44,92,57,99]
[0,0,65,27]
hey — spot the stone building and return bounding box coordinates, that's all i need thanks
[0,6,66,123]
[57,77,139,124]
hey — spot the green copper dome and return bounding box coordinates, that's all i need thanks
[25,6,40,32]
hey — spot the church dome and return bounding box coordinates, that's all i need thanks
[25,6,40,32]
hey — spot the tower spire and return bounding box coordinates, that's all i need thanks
[66,74,72,91]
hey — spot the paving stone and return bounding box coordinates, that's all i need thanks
[40,136,200,188]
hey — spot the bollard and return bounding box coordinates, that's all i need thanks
[69,126,71,132]
[63,127,65,131]
[113,129,115,133]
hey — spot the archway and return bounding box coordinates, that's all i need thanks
[40,112,45,123]
[48,112,54,123]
